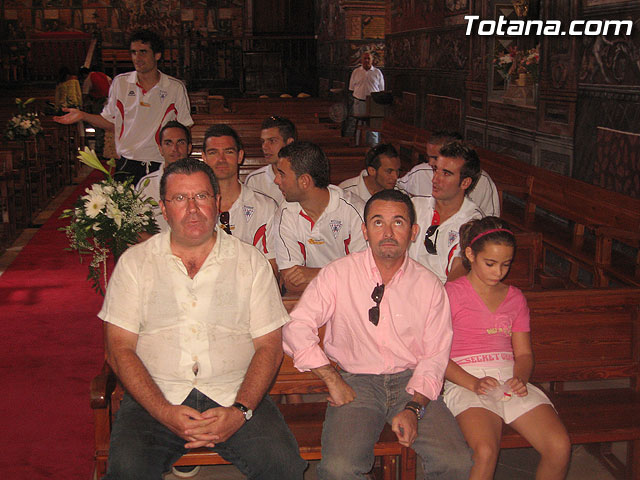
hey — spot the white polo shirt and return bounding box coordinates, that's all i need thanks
[244,165,284,205]
[409,196,484,284]
[101,70,193,164]
[397,164,500,216]
[275,185,367,270]
[136,165,168,232]
[349,65,385,101]
[220,184,279,260]
[98,229,289,406]
[338,169,372,202]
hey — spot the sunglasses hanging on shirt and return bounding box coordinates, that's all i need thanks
[423,224,439,255]
[368,283,385,326]
[220,211,232,234]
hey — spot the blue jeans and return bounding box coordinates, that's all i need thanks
[318,370,472,480]
[105,389,307,480]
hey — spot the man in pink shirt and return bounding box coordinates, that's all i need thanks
[283,189,471,480]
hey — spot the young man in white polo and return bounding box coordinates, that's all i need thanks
[338,143,401,202]
[202,124,279,274]
[54,29,193,184]
[397,131,500,216]
[409,141,484,284]
[274,141,367,293]
[244,115,297,205]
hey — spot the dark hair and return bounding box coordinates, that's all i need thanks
[159,120,191,145]
[364,143,398,170]
[364,189,416,226]
[261,116,297,142]
[203,124,243,152]
[428,130,463,146]
[278,141,329,189]
[459,216,516,270]
[438,141,481,194]
[160,158,219,200]
[129,29,164,55]
[78,66,90,77]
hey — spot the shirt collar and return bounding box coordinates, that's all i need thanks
[364,246,409,286]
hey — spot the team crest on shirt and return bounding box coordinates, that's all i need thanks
[128,90,135,96]
[329,220,343,238]
[159,89,167,100]
[448,230,458,247]
[243,205,254,222]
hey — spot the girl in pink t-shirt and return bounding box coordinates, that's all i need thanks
[443,217,570,480]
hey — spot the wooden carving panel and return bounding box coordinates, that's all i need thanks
[595,126,640,198]
[425,94,461,132]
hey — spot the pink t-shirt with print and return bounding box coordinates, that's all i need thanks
[445,276,530,359]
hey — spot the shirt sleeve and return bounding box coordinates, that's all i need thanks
[348,69,357,91]
[97,248,141,334]
[406,279,453,400]
[174,80,194,127]
[274,206,305,270]
[510,288,531,333]
[347,199,367,254]
[263,200,278,260]
[100,77,118,120]
[377,70,385,91]
[248,250,289,338]
[282,266,337,371]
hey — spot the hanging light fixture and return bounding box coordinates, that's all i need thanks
[512,0,529,18]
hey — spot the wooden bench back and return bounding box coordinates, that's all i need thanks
[526,288,640,387]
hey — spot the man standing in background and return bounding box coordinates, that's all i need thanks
[349,51,385,146]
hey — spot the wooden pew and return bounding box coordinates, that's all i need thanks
[92,287,640,479]
[477,147,640,288]
[91,320,413,480]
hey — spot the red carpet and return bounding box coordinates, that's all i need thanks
[0,171,106,479]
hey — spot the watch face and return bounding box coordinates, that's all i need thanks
[245,409,253,421]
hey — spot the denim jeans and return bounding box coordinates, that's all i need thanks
[318,370,472,480]
[105,389,307,480]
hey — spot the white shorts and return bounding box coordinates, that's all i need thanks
[443,363,553,424]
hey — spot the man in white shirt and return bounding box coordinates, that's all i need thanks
[274,141,367,293]
[409,142,484,284]
[338,143,401,202]
[244,116,297,205]
[136,121,192,233]
[349,51,385,145]
[98,158,305,479]
[201,124,279,273]
[397,131,500,216]
[54,29,193,184]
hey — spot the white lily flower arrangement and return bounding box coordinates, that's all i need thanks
[4,98,43,140]
[60,148,159,295]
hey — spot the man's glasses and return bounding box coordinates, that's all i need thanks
[368,283,385,326]
[424,224,439,255]
[220,211,231,234]
[164,192,214,206]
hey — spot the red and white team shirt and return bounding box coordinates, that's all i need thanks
[219,184,279,260]
[274,185,367,270]
[397,165,500,216]
[101,71,193,164]
[409,195,484,284]
[244,164,284,205]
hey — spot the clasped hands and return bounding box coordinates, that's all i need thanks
[473,375,528,397]
[160,403,246,449]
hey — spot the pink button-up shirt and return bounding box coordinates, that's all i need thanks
[283,248,453,400]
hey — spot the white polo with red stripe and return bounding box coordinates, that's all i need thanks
[219,184,279,260]
[409,195,484,284]
[274,185,367,270]
[101,70,193,164]
[244,164,284,205]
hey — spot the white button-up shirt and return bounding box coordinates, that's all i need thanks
[98,229,289,406]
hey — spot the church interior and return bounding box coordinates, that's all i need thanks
[1,0,639,479]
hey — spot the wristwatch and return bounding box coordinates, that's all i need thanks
[404,401,426,420]
[232,402,253,421]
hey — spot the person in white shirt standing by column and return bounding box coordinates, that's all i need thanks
[349,51,384,146]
